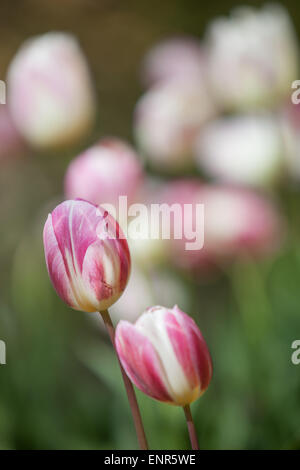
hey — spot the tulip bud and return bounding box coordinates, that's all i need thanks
[134,79,216,172]
[64,138,143,208]
[195,114,284,188]
[8,32,95,149]
[207,4,299,110]
[43,199,130,312]
[115,305,212,406]
[141,36,206,87]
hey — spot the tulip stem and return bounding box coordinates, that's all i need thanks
[100,309,149,450]
[183,405,199,450]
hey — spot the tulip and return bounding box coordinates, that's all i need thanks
[134,78,216,171]
[141,36,206,87]
[64,138,143,208]
[115,305,212,406]
[43,199,130,312]
[195,114,284,188]
[162,180,282,270]
[201,184,282,259]
[8,32,95,149]
[43,199,149,449]
[206,4,299,110]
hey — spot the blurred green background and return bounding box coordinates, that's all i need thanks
[0,0,300,450]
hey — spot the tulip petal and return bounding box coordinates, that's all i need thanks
[164,310,198,389]
[51,200,97,270]
[185,316,213,392]
[116,321,172,402]
[43,213,79,309]
[81,238,125,311]
[173,306,212,391]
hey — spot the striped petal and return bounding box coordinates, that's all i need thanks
[170,306,213,393]
[43,213,79,309]
[116,321,172,402]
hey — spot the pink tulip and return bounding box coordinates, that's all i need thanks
[8,32,95,149]
[115,305,212,406]
[64,138,143,208]
[43,199,131,312]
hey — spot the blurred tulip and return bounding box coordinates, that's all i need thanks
[115,305,212,406]
[8,32,95,149]
[195,114,284,188]
[134,78,216,171]
[43,199,130,312]
[163,180,282,269]
[207,4,299,110]
[0,105,27,160]
[65,138,143,209]
[141,36,207,86]
[200,184,282,258]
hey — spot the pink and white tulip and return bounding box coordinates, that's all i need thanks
[115,305,212,406]
[43,199,131,312]
[207,4,299,110]
[64,138,143,208]
[134,79,216,171]
[195,114,284,188]
[8,32,95,149]
[141,36,207,87]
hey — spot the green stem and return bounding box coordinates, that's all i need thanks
[100,309,148,450]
